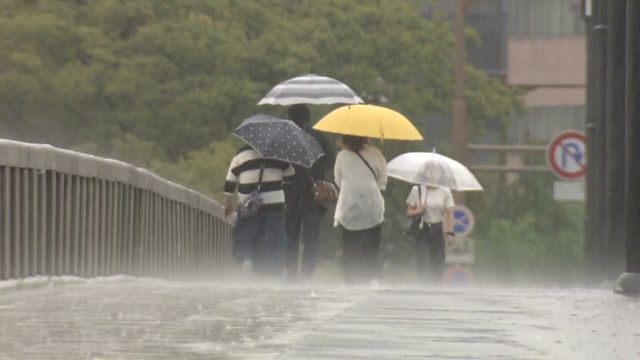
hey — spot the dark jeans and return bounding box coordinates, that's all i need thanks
[415,222,445,281]
[341,224,382,285]
[233,211,286,275]
[286,213,323,279]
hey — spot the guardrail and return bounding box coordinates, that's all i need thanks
[0,139,234,280]
[467,144,549,172]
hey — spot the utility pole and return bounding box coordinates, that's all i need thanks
[584,0,608,281]
[614,0,640,295]
[604,0,626,278]
[584,0,598,282]
[452,0,469,204]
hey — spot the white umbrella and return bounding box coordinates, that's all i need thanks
[257,74,363,105]
[388,152,483,191]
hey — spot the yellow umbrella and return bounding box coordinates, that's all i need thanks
[312,104,423,141]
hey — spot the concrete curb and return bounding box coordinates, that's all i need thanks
[0,275,141,293]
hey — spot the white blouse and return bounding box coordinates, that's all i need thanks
[333,144,387,230]
[406,185,454,223]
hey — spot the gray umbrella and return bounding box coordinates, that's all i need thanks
[232,114,324,168]
[257,73,363,105]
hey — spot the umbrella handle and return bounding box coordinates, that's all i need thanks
[421,187,431,229]
[418,186,429,207]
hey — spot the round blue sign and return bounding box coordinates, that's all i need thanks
[451,205,475,236]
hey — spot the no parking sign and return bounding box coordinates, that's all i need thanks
[450,205,475,237]
[446,205,475,265]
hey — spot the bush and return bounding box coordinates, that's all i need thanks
[472,173,584,285]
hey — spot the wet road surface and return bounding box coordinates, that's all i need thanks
[0,277,638,359]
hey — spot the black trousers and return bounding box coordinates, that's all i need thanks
[415,222,445,281]
[341,224,382,285]
[285,212,323,279]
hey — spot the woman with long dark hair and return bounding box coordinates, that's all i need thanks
[333,135,387,284]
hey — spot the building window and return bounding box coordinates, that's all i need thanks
[506,0,585,37]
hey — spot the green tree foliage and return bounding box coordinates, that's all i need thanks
[151,137,240,200]
[0,0,521,161]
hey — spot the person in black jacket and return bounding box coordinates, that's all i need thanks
[284,104,335,280]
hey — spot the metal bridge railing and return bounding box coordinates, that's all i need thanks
[0,139,234,280]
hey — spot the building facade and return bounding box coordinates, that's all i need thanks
[465,0,586,144]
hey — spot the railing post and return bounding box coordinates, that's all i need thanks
[39,170,47,275]
[214,218,222,274]
[125,186,135,275]
[117,185,123,274]
[104,181,112,276]
[22,169,30,277]
[189,207,196,275]
[159,197,166,278]
[56,173,64,276]
[178,203,185,274]
[168,200,176,276]
[13,168,21,279]
[154,196,161,278]
[143,190,152,276]
[72,176,80,275]
[137,190,145,277]
[63,174,71,275]
[78,177,87,277]
[1,168,10,279]
[161,197,167,278]
[30,169,39,277]
[92,178,101,278]
[207,215,213,274]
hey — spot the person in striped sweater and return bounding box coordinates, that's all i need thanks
[224,146,295,275]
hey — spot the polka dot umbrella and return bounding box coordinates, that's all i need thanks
[232,114,325,168]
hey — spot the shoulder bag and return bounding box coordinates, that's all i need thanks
[403,185,424,238]
[238,161,265,217]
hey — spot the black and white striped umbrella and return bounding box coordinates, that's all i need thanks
[257,74,364,105]
[232,114,324,168]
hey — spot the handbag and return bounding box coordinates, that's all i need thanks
[238,161,264,217]
[313,180,338,206]
[403,185,423,238]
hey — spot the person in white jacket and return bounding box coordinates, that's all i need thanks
[333,135,387,284]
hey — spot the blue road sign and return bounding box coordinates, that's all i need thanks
[451,205,475,237]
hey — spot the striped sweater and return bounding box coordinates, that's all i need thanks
[224,147,295,212]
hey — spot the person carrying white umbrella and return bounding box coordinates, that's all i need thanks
[405,180,455,282]
[388,152,483,282]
